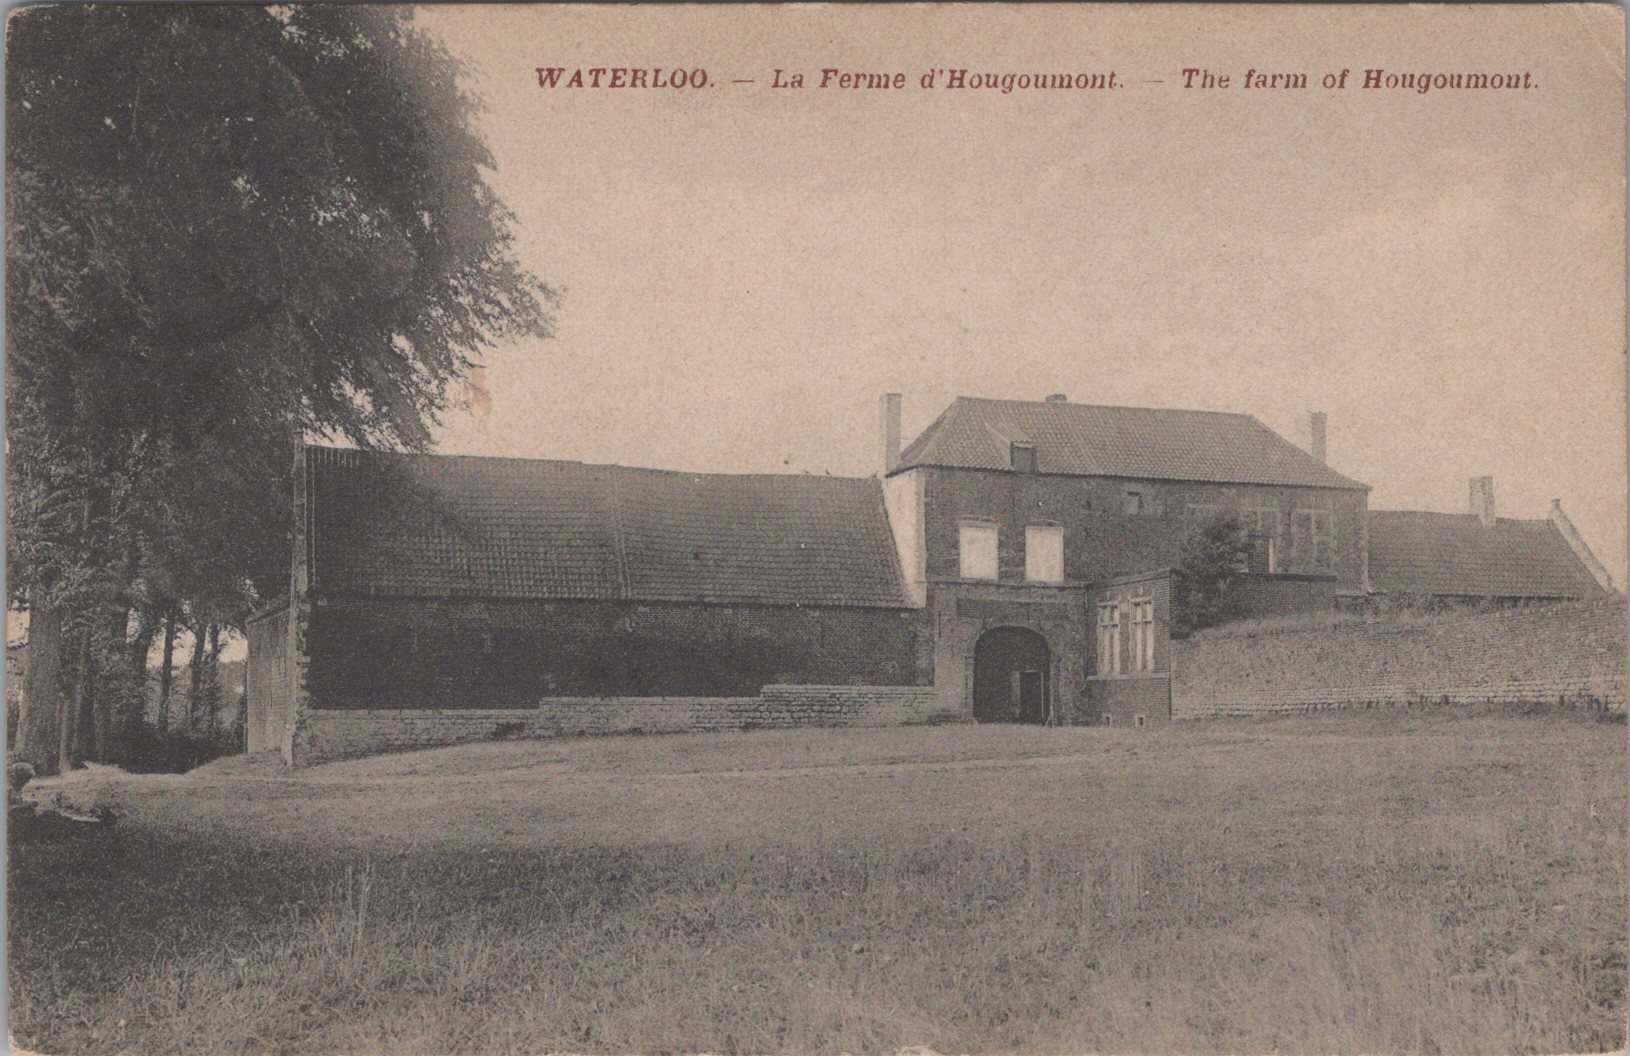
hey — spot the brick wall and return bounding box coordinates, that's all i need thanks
[305,594,933,709]
[1083,676,1172,726]
[1081,571,1175,725]
[294,685,953,765]
[1172,600,1627,718]
[925,582,1088,722]
[1226,573,1341,620]
[919,467,1367,590]
[244,606,291,753]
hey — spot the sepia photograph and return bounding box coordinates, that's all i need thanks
[5,4,1627,1053]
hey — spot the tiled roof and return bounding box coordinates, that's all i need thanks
[1367,510,1606,599]
[306,446,911,608]
[894,397,1367,490]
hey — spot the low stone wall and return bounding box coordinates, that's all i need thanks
[1173,600,1626,719]
[293,684,953,765]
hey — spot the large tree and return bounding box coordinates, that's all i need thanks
[7,6,553,773]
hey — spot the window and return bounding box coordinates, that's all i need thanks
[1096,601,1122,675]
[1010,442,1037,473]
[959,518,999,580]
[1292,508,1333,573]
[1135,714,1147,728]
[1025,525,1064,583]
[1243,507,1281,573]
[1130,597,1156,671]
[1122,490,1145,516]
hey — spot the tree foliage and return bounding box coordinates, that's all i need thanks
[1171,513,1252,637]
[6,6,553,772]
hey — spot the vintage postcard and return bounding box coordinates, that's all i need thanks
[6,4,1626,1053]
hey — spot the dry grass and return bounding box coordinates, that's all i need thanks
[10,709,1627,1054]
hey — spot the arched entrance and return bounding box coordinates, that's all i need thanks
[972,627,1051,724]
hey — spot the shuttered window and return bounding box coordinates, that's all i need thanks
[959,519,999,580]
[1025,525,1064,583]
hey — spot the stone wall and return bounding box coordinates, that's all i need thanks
[244,606,291,754]
[1172,600,1626,718]
[293,684,953,765]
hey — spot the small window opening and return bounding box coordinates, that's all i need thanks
[1025,524,1064,583]
[1011,442,1038,473]
[959,518,999,580]
[1135,714,1147,728]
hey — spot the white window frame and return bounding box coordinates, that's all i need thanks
[1024,524,1065,584]
[1243,507,1281,573]
[1096,601,1122,676]
[1292,508,1333,574]
[958,518,999,581]
[1131,597,1156,671]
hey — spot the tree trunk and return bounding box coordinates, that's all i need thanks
[157,611,177,733]
[63,619,93,774]
[127,607,157,686]
[186,625,206,735]
[88,608,127,763]
[205,623,223,734]
[16,606,67,775]
[118,608,158,750]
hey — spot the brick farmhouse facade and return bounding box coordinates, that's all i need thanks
[247,395,1615,764]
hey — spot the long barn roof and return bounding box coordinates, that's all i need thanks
[893,397,1368,490]
[305,446,912,608]
[1367,509,1607,600]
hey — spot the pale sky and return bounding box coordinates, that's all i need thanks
[420,4,1626,585]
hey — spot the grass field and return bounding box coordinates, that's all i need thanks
[10,708,1627,1054]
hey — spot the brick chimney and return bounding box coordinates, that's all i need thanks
[1469,476,1496,527]
[1297,411,1327,463]
[880,392,902,473]
[1045,393,1068,403]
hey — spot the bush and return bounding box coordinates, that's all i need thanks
[114,720,240,774]
[1171,513,1252,637]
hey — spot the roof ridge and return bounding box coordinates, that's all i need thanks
[304,443,872,485]
[1370,508,1552,525]
[953,396,1258,419]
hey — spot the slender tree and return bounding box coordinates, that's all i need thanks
[156,611,178,735]
[7,6,553,772]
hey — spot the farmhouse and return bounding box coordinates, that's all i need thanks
[246,393,1615,764]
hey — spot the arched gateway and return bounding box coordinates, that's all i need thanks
[971,626,1051,724]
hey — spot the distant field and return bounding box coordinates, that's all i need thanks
[10,709,1627,1054]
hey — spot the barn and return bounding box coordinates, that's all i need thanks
[245,446,941,765]
[246,395,1615,765]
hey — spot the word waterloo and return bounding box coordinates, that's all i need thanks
[533,66,1121,93]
